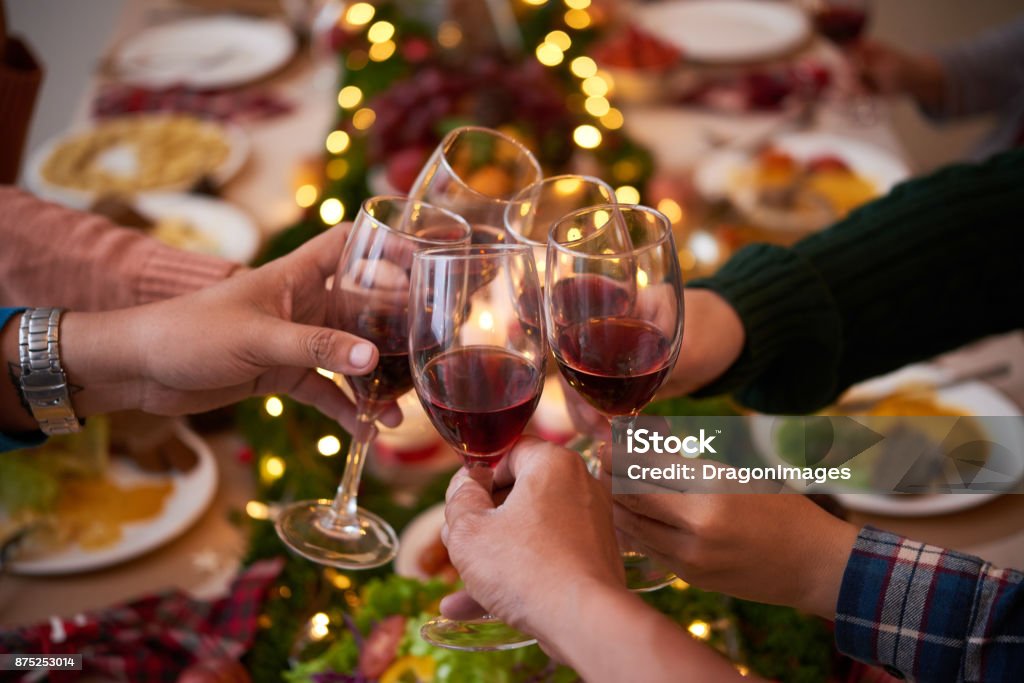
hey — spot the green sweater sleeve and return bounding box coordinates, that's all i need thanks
[690,148,1024,414]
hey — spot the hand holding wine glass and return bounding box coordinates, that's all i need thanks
[275,197,470,570]
[409,243,546,651]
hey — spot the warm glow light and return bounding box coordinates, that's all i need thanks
[582,76,609,98]
[311,612,329,628]
[337,85,363,109]
[326,159,349,180]
[554,177,583,195]
[367,20,395,43]
[736,665,750,677]
[246,500,269,520]
[601,107,624,130]
[310,622,329,640]
[567,227,583,241]
[535,42,564,66]
[320,198,345,225]
[318,435,342,456]
[326,130,350,154]
[564,8,592,29]
[615,185,640,204]
[636,267,649,287]
[688,620,711,641]
[295,184,318,208]
[437,21,463,48]
[262,455,285,480]
[573,124,602,149]
[657,198,685,225]
[678,248,696,271]
[565,0,591,8]
[593,209,610,228]
[523,0,548,5]
[570,56,598,78]
[545,30,571,51]
[671,577,690,590]
[324,568,352,590]
[689,230,720,265]
[264,396,284,417]
[479,310,495,331]
[344,2,375,26]
[352,108,376,130]
[584,95,610,117]
[369,40,396,61]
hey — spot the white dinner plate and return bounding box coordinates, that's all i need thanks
[634,0,811,64]
[394,503,447,581]
[7,422,219,575]
[113,16,297,90]
[24,116,250,210]
[135,192,260,263]
[749,364,1024,517]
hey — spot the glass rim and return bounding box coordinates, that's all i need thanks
[412,242,534,261]
[503,174,617,248]
[547,203,674,259]
[359,195,472,246]
[435,126,543,205]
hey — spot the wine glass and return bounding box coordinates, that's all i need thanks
[546,205,684,592]
[275,197,471,569]
[408,126,543,245]
[504,174,615,279]
[409,244,546,651]
[809,0,876,124]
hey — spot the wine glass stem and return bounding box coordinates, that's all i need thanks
[326,410,375,530]
[464,459,495,495]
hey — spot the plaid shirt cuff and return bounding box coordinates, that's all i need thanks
[835,526,1024,682]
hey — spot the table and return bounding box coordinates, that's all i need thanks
[4,0,1024,631]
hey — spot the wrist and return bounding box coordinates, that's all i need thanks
[60,310,144,417]
[794,516,859,620]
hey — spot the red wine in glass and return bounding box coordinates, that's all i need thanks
[420,347,542,467]
[343,310,414,407]
[547,274,631,327]
[556,318,672,416]
[814,5,867,46]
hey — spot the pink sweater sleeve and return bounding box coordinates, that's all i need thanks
[0,187,239,310]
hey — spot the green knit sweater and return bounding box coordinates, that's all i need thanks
[690,148,1024,414]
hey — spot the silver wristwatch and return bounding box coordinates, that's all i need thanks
[18,308,82,435]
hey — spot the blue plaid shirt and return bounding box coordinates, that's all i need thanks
[836,526,1024,681]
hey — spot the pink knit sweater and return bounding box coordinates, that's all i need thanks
[0,187,239,310]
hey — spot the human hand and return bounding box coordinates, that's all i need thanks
[612,491,858,619]
[58,225,401,432]
[439,437,624,657]
[850,40,946,109]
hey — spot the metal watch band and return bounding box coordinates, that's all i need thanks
[18,308,82,436]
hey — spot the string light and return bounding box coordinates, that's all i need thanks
[545,30,571,51]
[600,107,624,130]
[326,130,351,154]
[309,612,330,640]
[352,108,376,130]
[657,198,685,225]
[564,8,591,29]
[367,20,395,43]
[344,2,375,26]
[565,0,590,8]
[326,159,349,180]
[246,500,270,520]
[295,184,318,208]
[570,56,598,78]
[261,455,286,481]
[584,95,610,117]
[437,21,463,48]
[688,620,711,641]
[522,0,548,5]
[582,75,609,98]
[573,124,602,149]
[264,396,284,417]
[535,42,564,66]
[320,198,345,225]
[317,435,342,456]
[324,568,352,590]
[369,40,396,61]
[337,85,363,109]
[615,185,640,204]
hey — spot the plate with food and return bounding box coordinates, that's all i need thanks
[25,114,249,209]
[89,192,260,263]
[633,0,811,65]
[749,364,1024,516]
[0,414,218,575]
[111,15,296,90]
[394,503,456,583]
[695,132,910,232]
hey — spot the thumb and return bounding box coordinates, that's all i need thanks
[444,469,495,530]
[253,319,378,375]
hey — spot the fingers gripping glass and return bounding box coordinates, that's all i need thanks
[275,197,471,570]
[409,245,546,650]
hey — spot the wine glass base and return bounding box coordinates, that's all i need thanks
[420,615,537,652]
[275,500,398,570]
[623,552,677,592]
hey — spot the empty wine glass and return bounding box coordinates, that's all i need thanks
[408,126,543,244]
[546,205,684,592]
[275,197,471,569]
[409,244,546,651]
